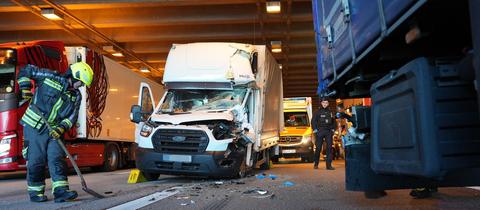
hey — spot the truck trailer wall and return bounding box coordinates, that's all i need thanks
[66,47,164,142]
[253,46,283,151]
[91,57,164,142]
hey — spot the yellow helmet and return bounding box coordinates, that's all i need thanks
[70,62,94,87]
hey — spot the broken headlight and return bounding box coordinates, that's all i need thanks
[140,123,154,137]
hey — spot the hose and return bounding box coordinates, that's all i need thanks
[85,49,109,137]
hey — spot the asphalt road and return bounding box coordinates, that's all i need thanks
[1,159,480,210]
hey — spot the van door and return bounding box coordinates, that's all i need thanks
[134,82,156,141]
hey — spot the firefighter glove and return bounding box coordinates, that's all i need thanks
[21,89,33,101]
[49,126,65,139]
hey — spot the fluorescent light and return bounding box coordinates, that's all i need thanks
[266,1,281,14]
[270,40,282,53]
[140,67,150,73]
[112,52,124,57]
[41,8,63,20]
[272,48,282,53]
[109,88,118,92]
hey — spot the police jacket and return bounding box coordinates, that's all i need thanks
[18,64,81,132]
[311,107,335,131]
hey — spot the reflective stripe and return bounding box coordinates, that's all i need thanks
[44,79,63,91]
[62,119,72,128]
[22,115,41,129]
[52,180,68,192]
[26,109,41,121]
[48,98,64,123]
[28,185,45,192]
[18,77,31,84]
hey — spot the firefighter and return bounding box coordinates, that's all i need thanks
[18,62,93,203]
[311,97,336,170]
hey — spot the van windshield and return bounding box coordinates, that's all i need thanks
[284,112,310,127]
[159,88,247,113]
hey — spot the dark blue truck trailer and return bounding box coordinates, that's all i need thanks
[313,0,480,195]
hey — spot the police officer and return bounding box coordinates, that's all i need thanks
[311,97,335,170]
[19,62,93,203]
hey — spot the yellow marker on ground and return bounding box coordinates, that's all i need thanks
[128,169,146,184]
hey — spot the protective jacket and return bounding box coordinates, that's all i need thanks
[18,64,81,132]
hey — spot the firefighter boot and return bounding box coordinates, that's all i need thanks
[53,188,78,203]
[29,192,48,202]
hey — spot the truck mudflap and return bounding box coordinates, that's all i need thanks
[135,147,244,177]
[346,144,480,191]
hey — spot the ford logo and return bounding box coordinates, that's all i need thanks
[172,136,186,142]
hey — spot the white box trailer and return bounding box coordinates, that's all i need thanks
[131,42,283,179]
[64,47,164,170]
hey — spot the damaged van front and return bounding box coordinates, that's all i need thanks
[135,87,254,177]
[131,43,283,179]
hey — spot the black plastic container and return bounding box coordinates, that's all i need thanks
[370,57,480,178]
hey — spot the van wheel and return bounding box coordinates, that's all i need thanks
[102,143,119,171]
[237,159,247,178]
[260,149,271,170]
[142,172,160,181]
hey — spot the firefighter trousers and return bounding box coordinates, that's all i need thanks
[25,125,69,193]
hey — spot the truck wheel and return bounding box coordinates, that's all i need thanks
[260,149,271,170]
[102,143,120,172]
[142,172,160,181]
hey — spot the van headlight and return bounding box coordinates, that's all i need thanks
[140,123,154,137]
[301,135,312,144]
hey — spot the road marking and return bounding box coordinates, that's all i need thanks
[114,171,131,175]
[107,189,179,210]
[468,187,480,191]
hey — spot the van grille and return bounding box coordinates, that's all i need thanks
[152,129,209,153]
[279,136,302,144]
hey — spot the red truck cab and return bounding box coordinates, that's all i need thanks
[0,41,67,171]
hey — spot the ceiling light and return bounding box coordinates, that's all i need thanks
[271,48,282,53]
[111,52,124,57]
[270,41,282,53]
[266,1,281,14]
[279,64,283,70]
[109,88,118,92]
[41,8,63,20]
[140,67,150,73]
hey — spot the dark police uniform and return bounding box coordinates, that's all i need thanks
[311,106,335,168]
[18,64,81,198]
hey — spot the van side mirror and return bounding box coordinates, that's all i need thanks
[251,52,258,74]
[130,105,143,123]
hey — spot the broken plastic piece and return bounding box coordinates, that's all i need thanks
[256,174,266,179]
[268,174,277,180]
[257,190,267,195]
[283,181,295,187]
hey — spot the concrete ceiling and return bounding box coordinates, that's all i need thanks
[0,0,319,99]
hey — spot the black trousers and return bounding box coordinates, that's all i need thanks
[314,129,333,166]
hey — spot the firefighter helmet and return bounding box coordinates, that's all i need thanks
[70,62,94,87]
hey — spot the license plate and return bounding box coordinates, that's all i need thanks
[163,154,192,163]
[282,149,296,154]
